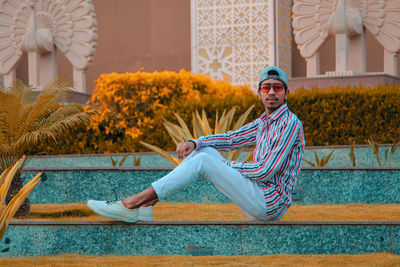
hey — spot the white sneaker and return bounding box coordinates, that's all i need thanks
[87,200,139,223]
[137,206,153,221]
[87,200,154,222]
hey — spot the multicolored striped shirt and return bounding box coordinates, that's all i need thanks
[192,104,305,221]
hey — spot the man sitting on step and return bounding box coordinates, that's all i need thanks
[88,66,305,222]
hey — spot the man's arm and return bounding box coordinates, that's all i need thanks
[191,119,259,151]
[226,117,301,182]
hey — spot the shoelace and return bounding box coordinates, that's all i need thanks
[105,191,129,206]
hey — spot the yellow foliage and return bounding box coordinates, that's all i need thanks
[87,69,260,152]
[288,84,400,146]
[0,157,42,240]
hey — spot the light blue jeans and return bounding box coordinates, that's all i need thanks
[151,147,267,220]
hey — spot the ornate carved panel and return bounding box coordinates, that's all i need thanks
[191,0,292,91]
[0,0,97,91]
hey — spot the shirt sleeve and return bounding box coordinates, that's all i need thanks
[192,119,259,151]
[225,116,301,182]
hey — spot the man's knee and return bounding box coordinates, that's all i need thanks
[193,152,214,165]
[198,147,218,154]
[195,147,224,161]
[190,152,227,181]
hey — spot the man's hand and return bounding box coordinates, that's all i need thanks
[176,141,195,159]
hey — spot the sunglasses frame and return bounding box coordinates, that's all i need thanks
[259,83,286,93]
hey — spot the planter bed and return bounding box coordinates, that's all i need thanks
[23,167,400,205]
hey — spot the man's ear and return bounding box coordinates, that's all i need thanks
[285,89,290,100]
[257,90,261,100]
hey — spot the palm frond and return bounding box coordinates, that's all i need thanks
[194,110,207,136]
[164,120,187,145]
[14,95,61,143]
[108,154,116,166]
[391,141,400,155]
[201,110,213,136]
[192,111,204,139]
[0,92,24,144]
[230,149,243,161]
[306,150,334,167]
[215,109,227,133]
[140,141,181,166]
[173,113,193,140]
[245,150,254,162]
[133,156,141,166]
[214,110,219,134]
[384,148,390,166]
[221,151,231,160]
[0,79,93,170]
[349,138,356,167]
[368,139,381,166]
[314,151,321,166]
[4,80,37,106]
[303,158,316,167]
[320,150,334,166]
[143,106,254,165]
[118,154,129,166]
[0,157,25,204]
[13,111,91,149]
[218,107,236,133]
[0,169,42,239]
[389,140,400,166]
[232,105,255,131]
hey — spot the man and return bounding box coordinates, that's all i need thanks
[88,66,305,222]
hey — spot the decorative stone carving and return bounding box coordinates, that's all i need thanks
[191,0,292,91]
[0,0,97,92]
[292,0,400,76]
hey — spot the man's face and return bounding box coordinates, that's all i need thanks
[258,78,289,115]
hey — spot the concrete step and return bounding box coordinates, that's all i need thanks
[27,145,400,168]
[2,220,399,257]
[23,166,400,205]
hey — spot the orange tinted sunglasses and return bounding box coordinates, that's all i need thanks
[259,83,285,93]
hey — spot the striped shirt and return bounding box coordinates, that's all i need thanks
[192,104,305,220]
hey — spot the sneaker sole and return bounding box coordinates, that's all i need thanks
[137,216,153,221]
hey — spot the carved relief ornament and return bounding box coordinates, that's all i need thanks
[292,0,400,76]
[0,0,97,92]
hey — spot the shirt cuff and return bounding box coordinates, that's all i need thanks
[189,139,201,150]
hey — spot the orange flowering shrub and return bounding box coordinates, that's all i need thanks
[87,70,260,152]
[33,72,400,155]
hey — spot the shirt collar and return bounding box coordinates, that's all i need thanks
[261,104,288,122]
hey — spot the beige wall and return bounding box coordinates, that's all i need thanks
[292,30,400,77]
[13,1,399,93]
[26,0,191,94]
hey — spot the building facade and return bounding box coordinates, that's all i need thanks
[8,0,400,93]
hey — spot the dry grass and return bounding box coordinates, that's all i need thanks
[14,202,400,221]
[2,253,400,266]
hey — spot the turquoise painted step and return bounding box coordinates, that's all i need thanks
[26,145,400,168]
[1,221,399,257]
[23,167,400,205]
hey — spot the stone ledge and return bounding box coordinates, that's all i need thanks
[22,166,400,171]
[3,220,400,256]
[20,169,400,205]
[289,73,400,91]
[9,220,400,226]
